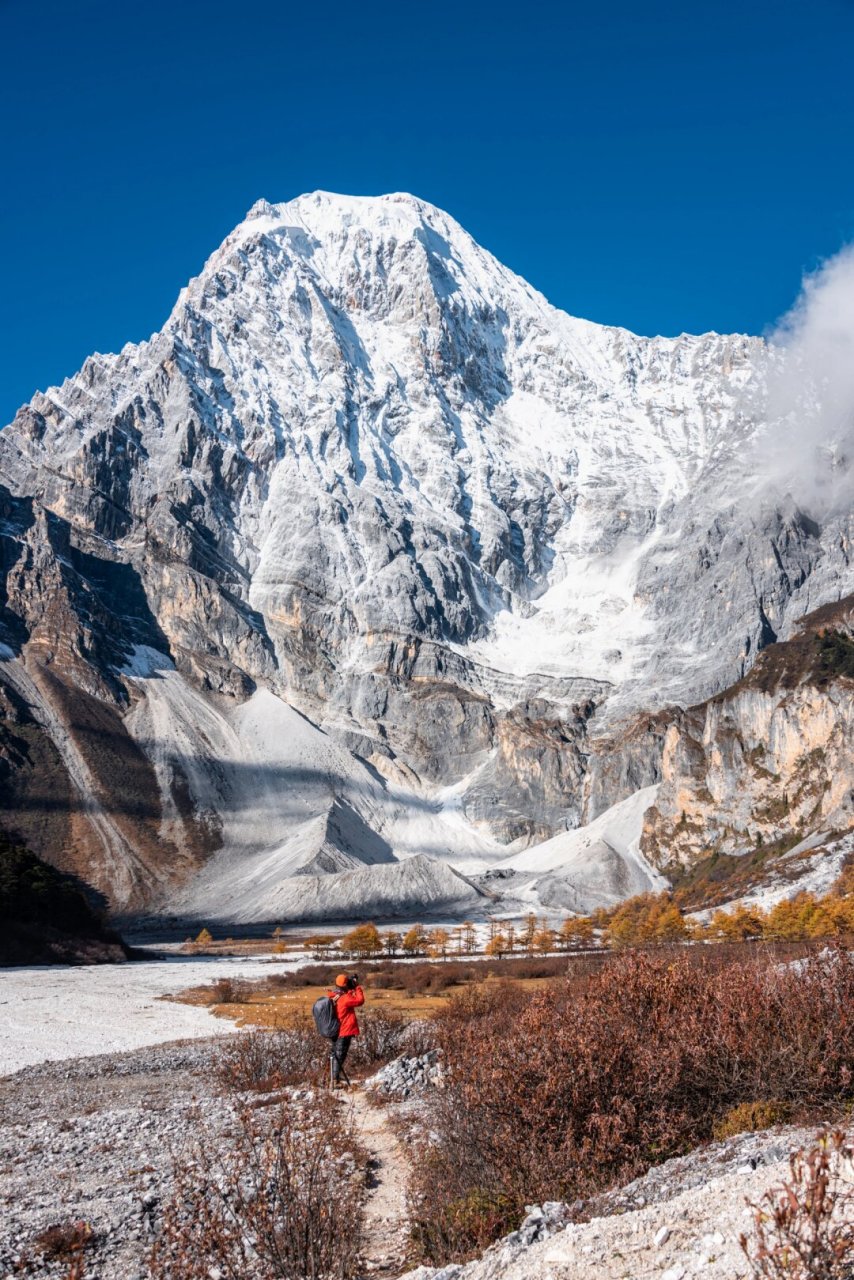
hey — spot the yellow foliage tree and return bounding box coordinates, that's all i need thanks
[340,922,383,958]
[427,927,451,959]
[533,927,555,954]
[520,913,538,954]
[560,916,594,949]
[402,924,427,955]
[764,898,802,941]
[485,932,509,959]
[652,902,689,943]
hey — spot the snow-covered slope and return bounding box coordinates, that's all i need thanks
[0,190,851,921]
[121,647,497,920]
[479,786,665,914]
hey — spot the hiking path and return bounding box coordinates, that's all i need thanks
[345,1089,413,1279]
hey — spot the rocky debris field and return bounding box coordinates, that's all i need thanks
[0,1032,839,1280]
[0,1038,228,1279]
[403,1126,821,1280]
[0,1034,426,1280]
[366,1051,444,1099]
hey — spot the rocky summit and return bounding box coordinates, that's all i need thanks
[1,191,853,926]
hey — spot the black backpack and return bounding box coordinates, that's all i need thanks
[312,994,340,1040]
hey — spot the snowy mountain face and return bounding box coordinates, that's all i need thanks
[1,191,852,922]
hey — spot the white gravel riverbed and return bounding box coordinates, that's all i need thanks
[0,953,302,1075]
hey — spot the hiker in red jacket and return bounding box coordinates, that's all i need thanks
[329,973,364,1085]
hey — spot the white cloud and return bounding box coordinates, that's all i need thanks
[754,245,854,514]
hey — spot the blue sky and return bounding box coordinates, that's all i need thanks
[2,0,854,425]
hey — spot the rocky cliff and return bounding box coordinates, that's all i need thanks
[641,597,854,876]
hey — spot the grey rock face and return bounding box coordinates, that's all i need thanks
[641,596,854,870]
[581,712,671,823]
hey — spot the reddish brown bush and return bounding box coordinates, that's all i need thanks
[412,948,854,1263]
[150,1097,366,1280]
[215,1028,322,1092]
[28,1220,93,1261]
[353,1009,409,1066]
[741,1131,854,1278]
[262,954,576,995]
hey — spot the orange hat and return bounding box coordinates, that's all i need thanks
[335,973,349,988]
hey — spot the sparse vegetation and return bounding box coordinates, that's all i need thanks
[150,1097,367,1279]
[741,1131,854,1278]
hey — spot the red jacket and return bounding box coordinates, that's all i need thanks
[330,985,364,1037]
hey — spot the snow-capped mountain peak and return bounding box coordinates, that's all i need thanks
[0,191,850,922]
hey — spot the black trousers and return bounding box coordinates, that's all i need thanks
[331,1035,353,1080]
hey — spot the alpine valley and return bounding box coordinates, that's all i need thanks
[2,191,853,929]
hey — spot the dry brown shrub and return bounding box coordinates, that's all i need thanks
[28,1220,93,1262]
[412,947,854,1264]
[150,1097,366,1280]
[353,1009,408,1066]
[260,954,576,997]
[400,1018,438,1057]
[363,968,398,989]
[215,1028,322,1092]
[741,1131,854,1278]
[195,977,253,1006]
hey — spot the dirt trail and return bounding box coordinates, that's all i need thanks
[344,1090,412,1279]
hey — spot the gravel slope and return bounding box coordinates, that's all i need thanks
[0,1039,226,1279]
[403,1127,821,1280]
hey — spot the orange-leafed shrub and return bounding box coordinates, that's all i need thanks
[741,1130,854,1278]
[412,948,854,1263]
